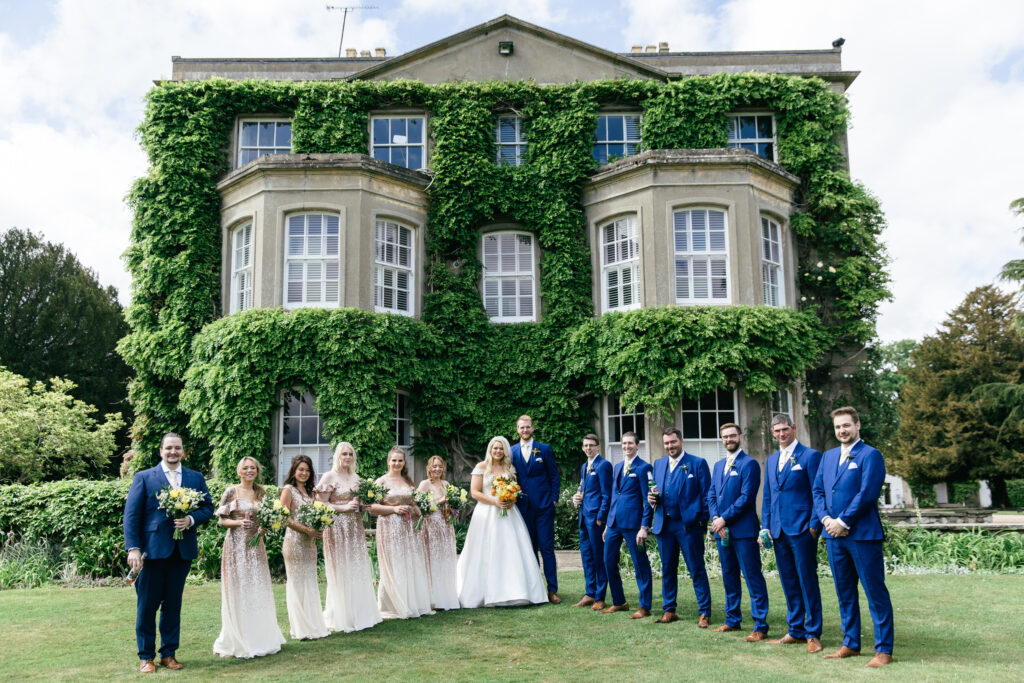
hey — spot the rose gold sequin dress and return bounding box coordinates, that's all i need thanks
[281,485,328,640]
[420,483,460,610]
[376,485,435,619]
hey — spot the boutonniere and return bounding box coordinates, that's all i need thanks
[623,463,631,475]
[586,463,594,475]
[532,448,540,457]
[788,455,797,468]
[683,464,689,474]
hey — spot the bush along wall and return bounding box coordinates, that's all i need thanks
[120,74,888,479]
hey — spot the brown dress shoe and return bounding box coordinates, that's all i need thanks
[865,652,893,667]
[767,634,806,644]
[591,600,606,611]
[139,660,156,674]
[630,607,651,619]
[159,656,184,670]
[573,596,596,607]
[824,645,861,659]
[745,631,768,642]
[697,614,710,628]
[655,611,679,624]
[807,637,823,653]
[600,603,630,613]
[548,591,561,604]
[713,624,741,632]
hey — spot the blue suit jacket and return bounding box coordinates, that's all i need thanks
[707,451,761,539]
[812,440,885,541]
[511,441,560,512]
[762,442,823,537]
[651,453,710,535]
[607,458,653,531]
[578,455,612,528]
[123,465,214,560]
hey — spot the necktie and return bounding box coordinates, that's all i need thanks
[779,447,789,472]
[840,446,851,465]
[523,443,531,462]
[669,457,678,473]
[170,469,180,488]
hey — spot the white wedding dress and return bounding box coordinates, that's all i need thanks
[457,467,548,607]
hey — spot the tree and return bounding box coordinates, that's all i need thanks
[893,286,1024,506]
[848,338,916,455]
[0,367,125,484]
[1001,198,1024,330]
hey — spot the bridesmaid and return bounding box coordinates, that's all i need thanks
[416,456,460,610]
[369,446,435,619]
[279,455,329,641]
[315,442,382,633]
[212,457,286,659]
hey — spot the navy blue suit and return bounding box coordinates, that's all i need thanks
[651,453,712,616]
[812,440,894,654]
[511,440,560,592]
[762,441,823,639]
[708,451,769,632]
[603,457,654,609]
[577,455,612,601]
[123,465,214,661]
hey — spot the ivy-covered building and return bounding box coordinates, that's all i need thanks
[124,15,888,486]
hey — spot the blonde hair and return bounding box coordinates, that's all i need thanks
[426,455,447,480]
[483,436,515,479]
[386,446,415,487]
[236,456,266,500]
[332,442,357,473]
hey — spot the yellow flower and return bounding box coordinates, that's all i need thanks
[282,506,289,514]
[272,522,281,531]
[169,489,181,499]
[367,491,376,499]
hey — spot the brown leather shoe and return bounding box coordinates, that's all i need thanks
[824,645,861,659]
[139,660,156,674]
[767,633,806,644]
[697,614,710,628]
[548,591,561,604]
[865,652,893,667]
[630,607,651,619]
[713,624,741,632]
[745,631,768,642]
[159,656,184,670]
[591,600,606,611]
[600,603,630,613]
[807,637,823,653]
[573,596,595,607]
[655,611,679,624]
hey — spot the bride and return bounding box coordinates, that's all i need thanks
[457,436,548,608]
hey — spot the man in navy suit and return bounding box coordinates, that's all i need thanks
[708,423,770,641]
[510,414,561,603]
[648,427,712,626]
[123,433,214,674]
[761,413,823,653]
[600,431,653,618]
[813,407,894,668]
[571,433,612,610]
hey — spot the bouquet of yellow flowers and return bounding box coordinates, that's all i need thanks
[351,478,389,522]
[443,483,471,519]
[491,476,521,518]
[412,490,437,531]
[295,500,336,532]
[249,496,290,547]
[155,486,206,540]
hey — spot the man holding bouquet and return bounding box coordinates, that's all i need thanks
[510,415,561,603]
[123,433,214,673]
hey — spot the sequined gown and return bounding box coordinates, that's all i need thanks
[212,487,286,658]
[281,485,328,640]
[376,484,435,619]
[420,482,460,610]
[315,480,382,633]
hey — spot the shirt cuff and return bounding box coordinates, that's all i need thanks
[185,515,194,529]
[835,517,849,530]
[127,547,141,553]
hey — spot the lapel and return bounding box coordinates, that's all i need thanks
[836,440,862,483]
[614,461,625,492]
[777,448,792,488]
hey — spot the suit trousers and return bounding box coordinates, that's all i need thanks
[716,536,769,632]
[522,504,558,592]
[773,530,822,639]
[603,526,652,609]
[656,519,711,616]
[135,544,191,660]
[826,537,894,654]
[578,516,607,600]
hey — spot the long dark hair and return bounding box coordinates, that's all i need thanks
[283,454,316,495]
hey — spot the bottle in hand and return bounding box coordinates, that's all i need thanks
[125,552,147,585]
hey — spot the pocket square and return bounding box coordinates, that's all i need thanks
[729,470,739,476]
[628,473,637,478]
[848,462,858,469]
[588,471,596,476]
[536,458,544,463]
[791,464,803,471]
[687,473,694,478]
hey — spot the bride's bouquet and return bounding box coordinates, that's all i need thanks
[491,476,521,517]
[155,486,206,540]
[412,490,437,531]
[443,483,471,520]
[249,496,290,547]
[295,499,336,532]
[352,478,389,522]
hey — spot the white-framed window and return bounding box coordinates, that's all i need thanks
[371,115,425,169]
[395,391,412,449]
[761,216,784,307]
[284,213,340,309]
[606,395,646,466]
[482,231,536,322]
[374,220,414,315]
[680,389,736,466]
[600,216,640,312]
[229,222,253,314]
[278,389,332,485]
[496,115,527,167]
[238,119,292,167]
[673,208,729,304]
[770,389,793,423]
[727,113,776,162]
[593,114,641,164]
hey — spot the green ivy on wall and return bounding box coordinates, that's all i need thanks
[121,74,887,478]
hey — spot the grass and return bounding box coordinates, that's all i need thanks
[1,571,1022,681]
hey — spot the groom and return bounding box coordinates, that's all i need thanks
[123,433,214,673]
[510,414,561,603]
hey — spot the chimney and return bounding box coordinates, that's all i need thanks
[645,44,656,54]
[360,50,371,57]
[345,48,357,58]
[631,45,642,54]
[374,47,386,58]
[658,41,669,54]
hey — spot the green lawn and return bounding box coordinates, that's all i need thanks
[1,572,1020,681]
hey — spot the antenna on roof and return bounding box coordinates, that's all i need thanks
[326,4,379,58]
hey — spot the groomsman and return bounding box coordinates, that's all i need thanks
[648,427,712,626]
[571,433,612,610]
[812,407,895,667]
[761,413,824,653]
[511,414,561,603]
[600,431,654,618]
[708,423,770,641]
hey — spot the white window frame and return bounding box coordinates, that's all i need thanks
[600,216,641,313]
[680,389,737,467]
[371,115,426,170]
[277,389,333,485]
[481,230,538,323]
[229,222,253,314]
[761,216,784,307]
[673,208,730,305]
[394,391,415,477]
[237,119,292,168]
[770,389,793,423]
[727,113,776,162]
[495,115,527,167]
[374,219,415,316]
[605,395,646,466]
[284,213,341,310]
[593,113,641,164]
